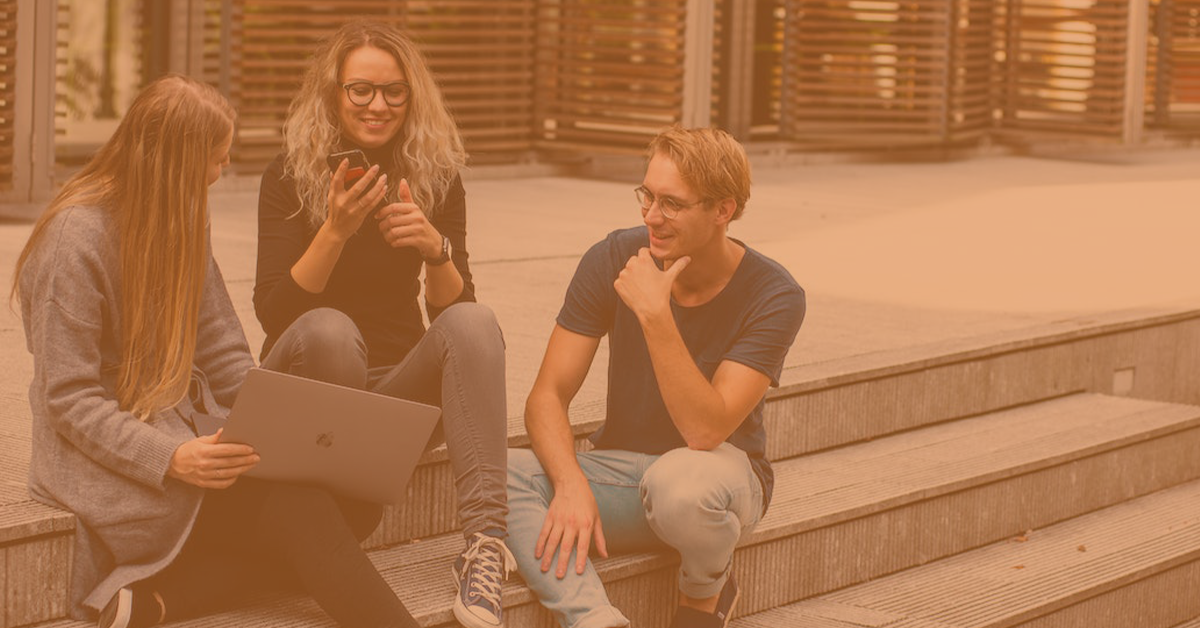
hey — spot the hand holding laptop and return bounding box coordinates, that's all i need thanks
[169,429,260,490]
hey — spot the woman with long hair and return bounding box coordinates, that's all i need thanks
[13,74,419,628]
[253,20,511,628]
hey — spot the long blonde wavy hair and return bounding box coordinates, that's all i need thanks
[12,74,235,420]
[283,20,466,227]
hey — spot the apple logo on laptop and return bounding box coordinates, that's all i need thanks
[316,432,335,448]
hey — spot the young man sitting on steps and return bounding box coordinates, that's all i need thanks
[505,126,806,628]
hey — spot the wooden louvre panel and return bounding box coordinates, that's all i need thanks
[1152,0,1200,128]
[781,0,997,147]
[404,1,536,161]
[229,0,536,173]
[758,0,787,137]
[202,0,225,88]
[950,0,1001,141]
[1147,0,1162,124]
[535,0,689,153]
[0,0,13,191]
[712,0,725,128]
[997,0,1131,137]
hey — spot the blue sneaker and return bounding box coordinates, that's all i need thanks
[451,533,515,628]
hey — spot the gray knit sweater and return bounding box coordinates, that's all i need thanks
[19,205,254,618]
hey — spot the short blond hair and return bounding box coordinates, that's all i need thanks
[647,126,752,220]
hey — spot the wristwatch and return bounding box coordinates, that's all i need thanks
[424,235,452,266]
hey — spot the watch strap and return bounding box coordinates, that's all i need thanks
[424,235,452,266]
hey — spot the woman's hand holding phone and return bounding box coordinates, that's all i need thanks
[326,159,387,242]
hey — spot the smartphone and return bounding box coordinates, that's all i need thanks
[326,149,371,185]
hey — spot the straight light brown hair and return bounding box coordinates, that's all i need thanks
[12,74,235,419]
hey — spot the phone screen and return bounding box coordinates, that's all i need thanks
[326,150,371,185]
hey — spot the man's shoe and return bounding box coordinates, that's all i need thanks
[669,575,740,628]
[451,532,516,628]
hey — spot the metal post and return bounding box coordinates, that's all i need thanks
[682,0,715,127]
[144,0,171,81]
[1123,0,1149,144]
[169,0,205,78]
[719,0,756,139]
[8,0,57,211]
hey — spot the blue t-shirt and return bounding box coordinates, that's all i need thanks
[557,226,806,509]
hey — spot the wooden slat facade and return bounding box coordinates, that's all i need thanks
[0,0,14,191]
[534,0,689,153]
[997,0,1132,137]
[407,1,536,161]
[202,0,225,89]
[756,0,786,137]
[38,0,1194,177]
[781,0,999,147]
[230,0,535,172]
[1149,0,1200,129]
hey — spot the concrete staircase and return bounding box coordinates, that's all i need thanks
[5,308,1200,627]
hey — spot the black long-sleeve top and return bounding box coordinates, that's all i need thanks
[253,150,475,368]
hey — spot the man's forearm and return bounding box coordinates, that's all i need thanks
[639,312,735,450]
[525,395,590,491]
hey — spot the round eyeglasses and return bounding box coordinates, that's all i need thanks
[342,81,412,107]
[634,186,708,220]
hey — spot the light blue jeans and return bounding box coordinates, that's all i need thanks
[505,443,763,628]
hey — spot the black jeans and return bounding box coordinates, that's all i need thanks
[148,477,418,628]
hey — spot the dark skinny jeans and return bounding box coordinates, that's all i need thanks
[148,476,417,628]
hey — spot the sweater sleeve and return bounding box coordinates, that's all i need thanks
[194,250,255,411]
[426,173,476,322]
[253,156,326,341]
[24,215,184,490]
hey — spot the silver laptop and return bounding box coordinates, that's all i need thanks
[218,368,441,504]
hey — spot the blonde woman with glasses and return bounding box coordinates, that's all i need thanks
[13,75,419,628]
[253,20,512,628]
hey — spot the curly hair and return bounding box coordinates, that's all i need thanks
[282,20,466,227]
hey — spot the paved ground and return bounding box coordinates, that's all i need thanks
[1,147,1198,439]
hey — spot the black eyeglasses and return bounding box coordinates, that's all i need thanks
[634,186,708,220]
[342,81,412,107]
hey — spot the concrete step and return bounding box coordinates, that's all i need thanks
[730,478,1200,628]
[6,307,1199,567]
[12,393,1200,627]
[375,306,1200,549]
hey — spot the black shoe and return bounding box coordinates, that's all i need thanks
[669,575,740,628]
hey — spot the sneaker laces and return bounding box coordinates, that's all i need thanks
[461,533,516,603]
